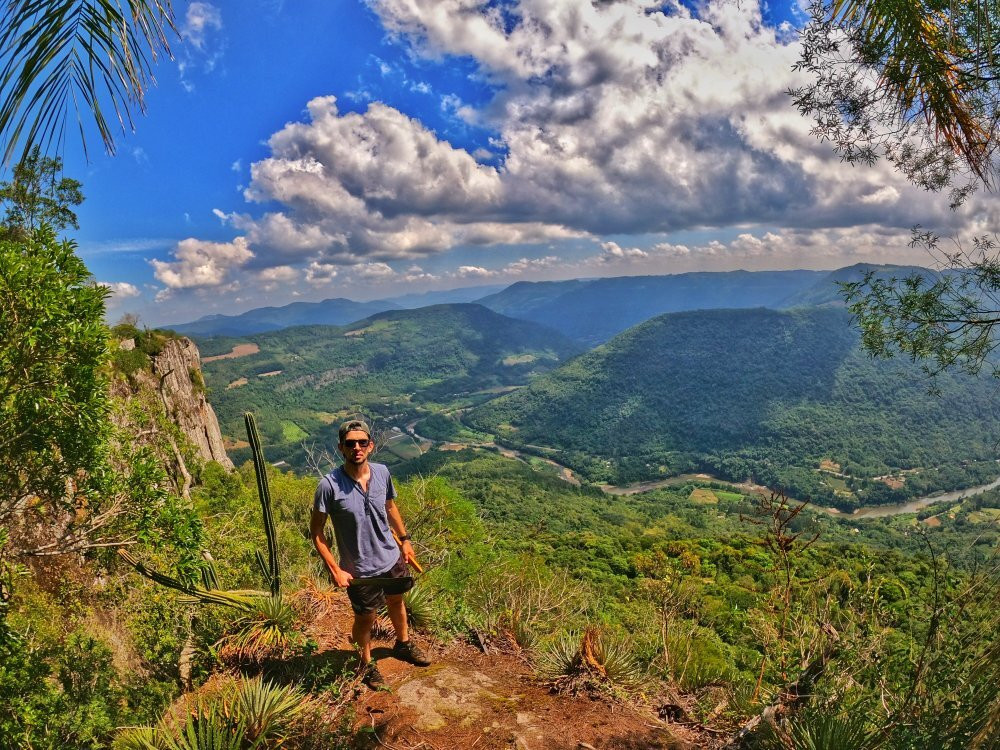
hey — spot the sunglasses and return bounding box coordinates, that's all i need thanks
[343,439,370,448]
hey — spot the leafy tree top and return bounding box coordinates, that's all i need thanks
[0,146,83,234]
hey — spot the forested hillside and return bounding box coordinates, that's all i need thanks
[778,263,939,308]
[467,306,1000,508]
[199,304,582,467]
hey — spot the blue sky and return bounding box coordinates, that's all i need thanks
[40,0,993,325]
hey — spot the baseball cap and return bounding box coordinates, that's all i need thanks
[338,419,371,442]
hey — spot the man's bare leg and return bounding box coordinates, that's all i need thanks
[386,594,409,643]
[352,611,377,665]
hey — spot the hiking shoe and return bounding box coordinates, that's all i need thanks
[393,639,432,666]
[360,661,386,689]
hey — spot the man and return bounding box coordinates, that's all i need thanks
[311,419,431,688]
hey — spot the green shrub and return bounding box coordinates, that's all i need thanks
[0,624,130,749]
[112,346,152,377]
[463,555,590,649]
[217,596,305,664]
[114,676,351,750]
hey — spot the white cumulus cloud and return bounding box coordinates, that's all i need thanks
[154,0,983,316]
[151,237,254,289]
[100,281,141,302]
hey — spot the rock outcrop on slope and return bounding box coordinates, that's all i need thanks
[149,337,233,470]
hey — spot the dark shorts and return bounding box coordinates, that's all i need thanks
[347,555,413,615]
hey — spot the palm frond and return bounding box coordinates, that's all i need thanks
[830,0,996,181]
[0,0,176,164]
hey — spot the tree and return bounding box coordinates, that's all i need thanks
[0,0,177,164]
[0,226,110,528]
[0,146,83,234]
[842,229,1000,379]
[793,2,1000,378]
[793,0,1000,206]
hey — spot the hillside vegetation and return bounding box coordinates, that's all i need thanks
[200,304,582,467]
[467,306,1000,508]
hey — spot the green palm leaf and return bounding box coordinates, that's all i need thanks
[829,0,997,181]
[0,0,176,164]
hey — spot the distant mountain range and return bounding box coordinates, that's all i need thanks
[477,270,825,344]
[170,298,400,337]
[476,264,938,344]
[169,284,507,337]
[172,265,935,342]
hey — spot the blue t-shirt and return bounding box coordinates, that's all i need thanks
[313,462,400,577]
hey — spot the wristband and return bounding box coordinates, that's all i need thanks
[399,533,412,541]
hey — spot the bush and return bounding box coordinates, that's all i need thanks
[464,555,590,649]
[114,676,353,750]
[112,346,152,377]
[538,627,645,694]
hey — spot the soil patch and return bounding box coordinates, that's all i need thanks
[203,343,260,362]
[227,377,248,389]
[308,595,704,750]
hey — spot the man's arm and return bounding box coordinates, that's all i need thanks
[385,498,418,567]
[310,509,352,587]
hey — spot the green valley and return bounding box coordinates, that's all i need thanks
[198,303,583,467]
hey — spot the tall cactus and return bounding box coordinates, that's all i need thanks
[118,549,264,610]
[245,412,280,597]
[119,413,283,605]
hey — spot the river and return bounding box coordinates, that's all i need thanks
[429,439,1000,519]
[817,475,1000,518]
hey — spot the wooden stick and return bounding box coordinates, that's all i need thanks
[392,530,424,573]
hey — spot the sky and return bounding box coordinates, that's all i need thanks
[40,0,1000,326]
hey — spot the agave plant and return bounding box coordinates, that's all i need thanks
[752,709,875,750]
[537,630,580,680]
[538,627,645,692]
[231,677,307,740]
[403,585,437,630]
[786,711,874,750]
[115,677,307,750]
[218,596,302,663]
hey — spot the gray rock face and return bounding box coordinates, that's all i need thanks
[151,338,234,469]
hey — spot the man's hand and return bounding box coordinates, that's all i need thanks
[331,568,354,588]
[401,540,419,568]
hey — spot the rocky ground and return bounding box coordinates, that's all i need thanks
[309,595,709,750]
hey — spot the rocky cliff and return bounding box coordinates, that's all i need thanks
[148,337,234,470]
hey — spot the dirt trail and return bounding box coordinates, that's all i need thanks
[310,597,702,750]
